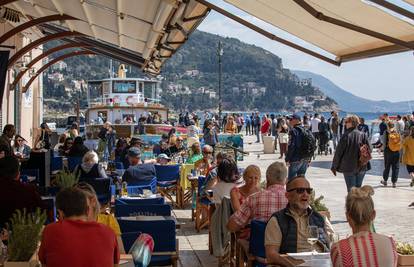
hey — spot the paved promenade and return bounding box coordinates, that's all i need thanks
[176,135,414,266]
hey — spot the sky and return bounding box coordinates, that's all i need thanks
[197,0,414,102]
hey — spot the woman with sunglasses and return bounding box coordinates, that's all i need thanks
[13,135,31,159]
[230,165,261,212]
[330,186,397,267]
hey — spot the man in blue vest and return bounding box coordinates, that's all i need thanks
[265,176,333,266]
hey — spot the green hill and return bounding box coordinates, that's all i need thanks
[43,30,336,114]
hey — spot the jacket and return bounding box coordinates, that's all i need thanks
[203,128,218,146]
[210,197,233,257]
[285,125,304,163]
[403,136,414,166]
[332,127,370,173]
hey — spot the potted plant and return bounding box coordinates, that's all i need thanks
[310,192,330,220]
[5,208,46,267]
[397,242,414,266]
[55,171,79,189]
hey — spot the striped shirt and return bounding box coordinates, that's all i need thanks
[330,231,397,267]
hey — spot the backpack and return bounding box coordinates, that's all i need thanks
[297,126,317,159]
[388,131,401,152]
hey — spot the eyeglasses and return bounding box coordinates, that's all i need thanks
[287,187,313,194]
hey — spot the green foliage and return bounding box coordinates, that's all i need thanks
[7,208,47,261]
[310,191,329,212]
[55,171,79,189]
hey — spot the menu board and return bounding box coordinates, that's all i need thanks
[113,80,136,94]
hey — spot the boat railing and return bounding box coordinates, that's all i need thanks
[88,96,161,108]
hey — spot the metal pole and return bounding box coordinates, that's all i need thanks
[218,41,223,129]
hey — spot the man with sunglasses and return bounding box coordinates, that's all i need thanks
[265,176,332,267]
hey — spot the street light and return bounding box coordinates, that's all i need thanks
[217,41,223,128]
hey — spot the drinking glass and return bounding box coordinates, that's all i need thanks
[307,226,319,254]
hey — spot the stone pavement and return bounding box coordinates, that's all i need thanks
[175,135,414,267]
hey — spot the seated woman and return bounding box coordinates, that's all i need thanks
[230,165,261,212]
[330,185,397,267]
[186,142,203,164]
[58,137,73,156]
[200,152,227,199]
[74,151,107,182]
[13,135,31,159]
[68,136,89,158]
[211,157,241,204]
[54,134,66,154]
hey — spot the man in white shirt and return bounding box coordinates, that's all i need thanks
[396,115,405,135]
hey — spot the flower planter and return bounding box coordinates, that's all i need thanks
[398,253,414,267]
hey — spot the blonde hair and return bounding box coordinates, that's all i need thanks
[82,151,99,165]
[346,185,375,226]
[74,182,100,221]
[243,165,261,180]
[346,115,360,128]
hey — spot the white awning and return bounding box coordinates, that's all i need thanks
[223,0,414,63]
[6,0,209,74]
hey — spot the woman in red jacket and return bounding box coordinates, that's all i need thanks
[260,115,271,143]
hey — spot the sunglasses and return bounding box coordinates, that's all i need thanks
[287,187,313,194]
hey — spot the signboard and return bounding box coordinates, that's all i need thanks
[112,80,136,94]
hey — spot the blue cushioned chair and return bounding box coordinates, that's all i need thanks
[87,178,111,204]
[115,204,171,217]
[51,156,63,173]
[118,219,178,266]
[115,197,165,206]
[67,157,83,172]
[155,165,180,207]
[110,177,157,196]
[248,220,267,267]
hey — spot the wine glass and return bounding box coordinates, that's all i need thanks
[307,226,319,254]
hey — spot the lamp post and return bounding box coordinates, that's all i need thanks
[217,41,223,128]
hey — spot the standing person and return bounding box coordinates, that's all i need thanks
[396,115,405,135]
[34,123,52,150]
[381,122,401,188]
[260,115,271,143]
[106,125,117,161]
[339,117,345,138]
[330,186,397,267]
[318,116,331,155]
[270,114,277,137]
[330,111,340,150]
[97,122,110,160]
[285,114,316,180]
[68,122,79,139]
[403,127,414,188]
[379,113,389,149]
[303,115,311,130]
[224,115,238,134]
[0,124,15,156]
[310,113,321,139]
[278,119,289,159]
[187,120,201,148]
[357,117,370,137]
[253,112,261,143]
[331,115,371,192]
[235,114,242,133]
[203,120,218,150]
[245,115,251,136]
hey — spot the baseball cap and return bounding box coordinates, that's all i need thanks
[157,153,171,160]
[128,147,141,158]
[288,114,301,121]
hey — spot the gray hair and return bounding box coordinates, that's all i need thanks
[82,151,99,165]
[266,162,287,185]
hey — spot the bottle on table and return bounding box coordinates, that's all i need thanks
[122,181,128,197]
[114,177,122,198]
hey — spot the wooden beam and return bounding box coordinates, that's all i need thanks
[369,0,414,21]
[0,14,78,44]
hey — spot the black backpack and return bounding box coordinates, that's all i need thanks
[297,126,317,159]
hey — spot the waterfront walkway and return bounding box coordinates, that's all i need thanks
[175,135,414,266]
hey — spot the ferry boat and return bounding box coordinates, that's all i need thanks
[85,65,169,138]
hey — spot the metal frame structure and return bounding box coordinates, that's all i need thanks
[7,31,83,68]
[0,14,78,44]
[195,0,340,65]
[22,50,94,93]
[10,42,90,90]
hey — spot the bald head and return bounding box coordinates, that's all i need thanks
[202,144,213,153]
[286,176,310,191]
[266,162,287,186]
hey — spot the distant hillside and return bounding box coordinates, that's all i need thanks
[293,70,414,113]
[42,31,337,115]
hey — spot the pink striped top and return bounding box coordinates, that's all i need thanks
[330,231,397,267]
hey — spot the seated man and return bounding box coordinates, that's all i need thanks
[265,176,333,267]
[122,147,156,185]
[39,187,120,267]
[156,153,171,165]
[169,136,185,156]
[194,145,214,175]
[227,162,288,232]
[0,156,44,229]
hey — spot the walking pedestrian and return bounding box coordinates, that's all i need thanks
[278,119,289,159]
[381,122,401,188]
[357,117,370,137]
[310,113,321,147]
[318,116,330,155]
[253,112,261,143]
[331,115,371,192]
[285,114,316,180]
[402,127,414,188]
[245,115,251,135]
[329,111,340,150]
[260,115,271,143]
